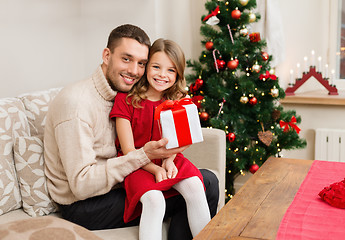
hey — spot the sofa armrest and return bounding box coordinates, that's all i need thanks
[182,128,226,210]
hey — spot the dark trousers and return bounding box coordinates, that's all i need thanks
[58,169,219,240]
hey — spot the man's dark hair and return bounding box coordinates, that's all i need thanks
[106,24,151,52]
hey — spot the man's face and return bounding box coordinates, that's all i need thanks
[102,38,149,92]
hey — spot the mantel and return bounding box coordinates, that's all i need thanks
[280,90,345,106]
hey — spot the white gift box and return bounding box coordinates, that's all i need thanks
[157,101,204,149]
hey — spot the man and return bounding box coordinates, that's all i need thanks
[44,24,219,239]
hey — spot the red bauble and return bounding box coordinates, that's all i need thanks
[215,58,226,70]
[191,95,204,108]
[227,59,239,70]
[249,164,259,174]
[200,111,209,121]
[227,132,236,142]
[231,9,241,20]
[261,52,269,61]
[249,97,257,105]
[205,41,214,51]
[195,78,204,88]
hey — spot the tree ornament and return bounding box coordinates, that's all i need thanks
[249,12,256,23]
[249,32,261,42]
[252,62,262,73]
[191,95,204,109]
[249,97,257,105]
[259,71,277,81]
[262,52,269,61]
[240,95,249,104]
[189,78,204,93]
[270,86,279,97]
[217,98,226,119]
[239,0,249,6]
[212,49,225,73]
[272,109,281,121]
[215,58,226,71]
[269,68,275,75]
[189,83,197,93]
[249,164,259,174]
[227,58,239,70]
[240,27,248,36]
[203,6,220,25]
[226,24,234,44]
[195,78,204,88]
[231,8,241,20]
[227,132,236,142]
[205,41,214,51]
[258,130,273,146]
[200,111,209,121]
[279,116,301,134]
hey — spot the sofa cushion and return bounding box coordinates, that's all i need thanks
[19,88,61,136]
[13,135,57,217]
[0,216,102,240]
[0,98,30,215]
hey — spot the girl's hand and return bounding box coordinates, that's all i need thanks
[153,166,168,183]
[162,154,178,179]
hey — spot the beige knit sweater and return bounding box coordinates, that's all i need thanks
[44,66,150,205]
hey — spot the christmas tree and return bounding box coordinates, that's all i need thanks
[186,0,307,199]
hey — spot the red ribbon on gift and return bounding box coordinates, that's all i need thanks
[203,6,220,21]
[259,70,277,81]
[154,98,194,147]
[279,116,301,134]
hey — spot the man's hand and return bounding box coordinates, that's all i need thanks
[143,138,189,160]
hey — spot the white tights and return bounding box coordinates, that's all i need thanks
[139,176,211,240]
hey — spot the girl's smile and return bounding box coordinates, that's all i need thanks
[145,51,177,100]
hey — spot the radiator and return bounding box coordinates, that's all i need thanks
[315,128,345,162]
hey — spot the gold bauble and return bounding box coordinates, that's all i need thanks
[252,63,261,73]
[240,95,249,104]
[269,68,275,75]
[249,12,256,23]
[240,28,248,36]
[271,87,279,97]
[239,0,249,6]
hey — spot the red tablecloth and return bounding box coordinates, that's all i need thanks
[276,160,345,240]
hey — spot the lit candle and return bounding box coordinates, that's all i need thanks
[304,56,308,72]
[311,50,315,66]
[296,63,301,79]
[330,69,335,85]
[324,64,329,79]
[289,69,294,85]
[317,56,322,73]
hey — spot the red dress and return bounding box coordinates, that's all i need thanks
[109,92,204,223]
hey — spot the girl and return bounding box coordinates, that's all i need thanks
[109,38,211,240]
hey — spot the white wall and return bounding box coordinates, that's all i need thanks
[0,0,207,97]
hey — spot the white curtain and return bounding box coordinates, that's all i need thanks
[252,0,286,67]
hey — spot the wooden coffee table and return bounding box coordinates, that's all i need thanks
[194,157,313,240]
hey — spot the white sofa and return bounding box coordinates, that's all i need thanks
[0,88,226,240]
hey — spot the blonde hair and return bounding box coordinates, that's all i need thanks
[127,38,187,108]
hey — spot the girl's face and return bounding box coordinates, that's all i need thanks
[145,51,177,100]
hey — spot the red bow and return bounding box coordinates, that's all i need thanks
[154,98,193,121]
[259,71,277,81]
[249,32,261,42]
[203,6,220,21]
[279,116,301,134]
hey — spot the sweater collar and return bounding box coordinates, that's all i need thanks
[93,65,117,101]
